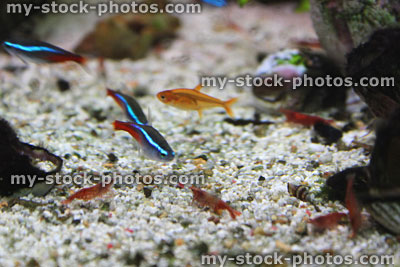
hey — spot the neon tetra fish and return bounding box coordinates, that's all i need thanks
[3,38,86,65]
[107,88,148,125]
[157,84,238,118]
[113,120,175,162]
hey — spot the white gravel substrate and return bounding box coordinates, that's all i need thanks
[0,2,399,266]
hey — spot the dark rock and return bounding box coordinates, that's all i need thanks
[192,242,209,256]
[123,251,144,266]
[194,154,208,161]
[326,108,400,234]
[0,118,62,196]
[220,160,229,166]
[310,0,400,69]
[342,122,356,132]
[57,78,70,92]
[143,187,152,198]
[107,153,118,163]
[224,117,274,126]
[347,28,400,118]
[313,122,343,144]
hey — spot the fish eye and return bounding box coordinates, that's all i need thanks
[161,95,165,99]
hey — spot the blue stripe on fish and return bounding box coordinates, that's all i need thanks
[3,39,85,64]
[202,0,227,7]
[107,88,148,125]
[4,41,62,54]
[132,123,173,157]
[114,93,145,125]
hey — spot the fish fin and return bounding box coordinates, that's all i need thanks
[130,139,141,156]
[147,107,152,126]
[106,88,114,97]
[197,110,203,118]
[223,97,238,117]
[17,55,28,65]
[112,121,119,129]
[113,120,141,141]
[77,63,93,77]
[78,56,87,66]
[193,84,203,91]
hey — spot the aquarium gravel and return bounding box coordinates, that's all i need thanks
[0,3,399,267]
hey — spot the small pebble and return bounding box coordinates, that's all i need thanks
[57,78,71,92]
[308,143,325,153]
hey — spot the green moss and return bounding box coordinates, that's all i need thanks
[311,0,400,67]
[313,183,332,202]
[296,0,310,12]
[346,3,397,45]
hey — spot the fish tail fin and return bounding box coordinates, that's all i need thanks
[106,88,114,97]
[113,120,141,142]
[113,120,132,131]
[223,97,238,117]
[78,56,87,65]
[112,120,125,130]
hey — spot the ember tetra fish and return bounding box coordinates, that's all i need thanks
[157,84,237,117]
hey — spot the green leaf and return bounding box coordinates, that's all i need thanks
[238,0,249,7]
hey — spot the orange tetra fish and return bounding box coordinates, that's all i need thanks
[156,84,238,118]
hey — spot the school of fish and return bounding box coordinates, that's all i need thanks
[4,36,397,238]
